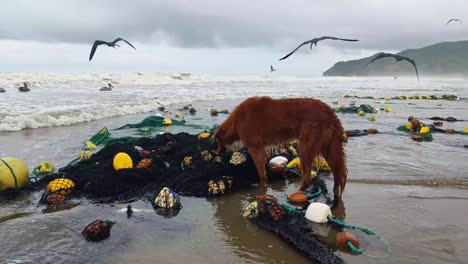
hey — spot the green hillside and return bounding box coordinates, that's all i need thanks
[323,40,468,77]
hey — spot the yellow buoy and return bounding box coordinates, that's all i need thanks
[286,158,301,170]
[464,127,468,133]
[358,110,365,116]
[47,178,75,196]
[368,116,376,121]
[420,127,430,134]
[406,122,413,131]
[162,118,172,126]
[85,141,96,150]
[313,156,330,171]
[0,158,29,191]
[198,132,211,139]
[113,152,133,171]
[385,107,393,112]
[80,151,93,161]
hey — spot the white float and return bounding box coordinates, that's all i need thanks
[269,156,288,168]
[305,202,332,223]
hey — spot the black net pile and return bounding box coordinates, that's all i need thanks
[251,178,343,264]
[33,132,288,203]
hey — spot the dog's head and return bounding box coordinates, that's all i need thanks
[213,128,226,155]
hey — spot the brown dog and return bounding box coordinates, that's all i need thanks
[214,96,347,197]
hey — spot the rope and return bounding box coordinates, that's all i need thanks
[328,216,392,259]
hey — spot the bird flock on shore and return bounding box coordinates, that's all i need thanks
[0,18,463,93]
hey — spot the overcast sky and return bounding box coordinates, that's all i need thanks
[1,0,467,75]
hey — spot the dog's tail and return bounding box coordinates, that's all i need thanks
[321,118,347,196]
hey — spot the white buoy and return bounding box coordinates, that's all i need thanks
[305,202,332,223]
[269,156,288,168]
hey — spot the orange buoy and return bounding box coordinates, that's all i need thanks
[287,191,308,203]
[336,232,360,250]
[256,194,277,204]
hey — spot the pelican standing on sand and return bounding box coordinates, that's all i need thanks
[18,82,30,92]
[100,83,113,91]
[89,37,136,61]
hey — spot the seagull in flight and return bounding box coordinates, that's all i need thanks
[270,65,276,72]
[279,36,359,61]
[89,37,136,61]
[446,18,462,24]
[365,52,419,81]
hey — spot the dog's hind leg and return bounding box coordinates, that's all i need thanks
[298,128,322,192]
[248,147,268,187]
[321,133,347,198]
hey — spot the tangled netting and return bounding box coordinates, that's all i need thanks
[32,132,291,203]
[251,178,344,264]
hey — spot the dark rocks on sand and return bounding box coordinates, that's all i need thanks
[0,87,5,93]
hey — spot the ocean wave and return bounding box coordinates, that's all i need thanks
[1,72,467,132]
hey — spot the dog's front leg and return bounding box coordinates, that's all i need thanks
[248,147,268,187]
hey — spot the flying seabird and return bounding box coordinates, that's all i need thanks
[270,65,276,72]
[446,18,462,24]
[18,82,30,92]
[279,36,359,61]
[365,52,419,81]
[89,37,136,61]
[99,83,113,91]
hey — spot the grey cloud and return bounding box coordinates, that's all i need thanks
[1,0,467,51]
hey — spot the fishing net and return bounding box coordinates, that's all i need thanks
[342,94,459,100]
[333,104,378,114]
[32,132,287,203]
[115,116,207,130]
[246,177,345,264]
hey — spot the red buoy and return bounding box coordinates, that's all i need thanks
[336,231,360,250]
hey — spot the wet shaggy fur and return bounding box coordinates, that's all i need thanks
[214,96,347,197]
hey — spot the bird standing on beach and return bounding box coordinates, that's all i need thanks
[100,83,113,91]
[89,38,136,61]
[126,205,133,218]
[270,65,276,72]
[18,82,30,92]
[446,18,462,24]
[279,36,359,61]
[365,52,420,81]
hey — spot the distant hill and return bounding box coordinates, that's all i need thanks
[323,40,468,77]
